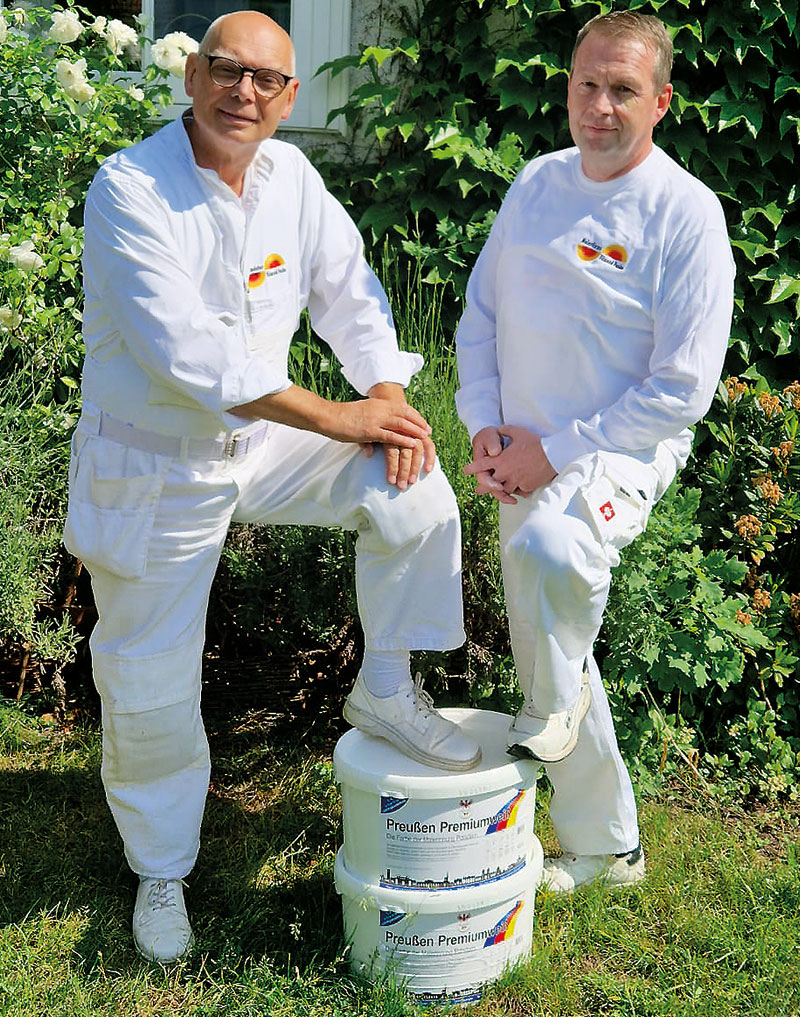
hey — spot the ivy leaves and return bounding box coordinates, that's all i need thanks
[320,0,799,369]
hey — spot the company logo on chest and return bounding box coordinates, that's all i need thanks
[576,237,628,270]
[247,253,287,290]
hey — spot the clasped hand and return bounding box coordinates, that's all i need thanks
[463,425,556,504]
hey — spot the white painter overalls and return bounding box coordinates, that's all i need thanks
[66,406,463,878]
[64,119,464,879]
[500,445,677,855]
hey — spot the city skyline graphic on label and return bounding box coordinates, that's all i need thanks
[247,253,286,289]
[576,238,628,269]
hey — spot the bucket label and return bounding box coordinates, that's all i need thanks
[376,786,533,890]
[373,896,531,1003]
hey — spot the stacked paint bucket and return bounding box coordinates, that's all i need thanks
[333,707,543,1006]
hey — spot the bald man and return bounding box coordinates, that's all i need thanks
[64,11,479,963]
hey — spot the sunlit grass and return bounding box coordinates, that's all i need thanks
[1,706,798,1017]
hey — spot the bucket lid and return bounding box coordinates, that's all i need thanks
[334,840,544,913]
[334,708,541,798]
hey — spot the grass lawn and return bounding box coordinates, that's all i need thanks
[1,698,798,1017]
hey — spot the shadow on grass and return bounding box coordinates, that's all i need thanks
[0,708,352,980]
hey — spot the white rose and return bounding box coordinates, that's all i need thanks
[151,38,187,77]
[127,84,145,101]
[55,56,87,89]
[0,18,8,45]
[0,306,22,329]
[8,240,44,273]
[54,57,95,101]
[90,15,107,35]
[47,9,83,44]
[105,17,138,56]
[69,78,96,101]
[162,30,198,55]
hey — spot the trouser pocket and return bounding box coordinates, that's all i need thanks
[575,451,658,552]
[63,429,170,580]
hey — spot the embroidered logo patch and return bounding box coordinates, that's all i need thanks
[599,500,616,521]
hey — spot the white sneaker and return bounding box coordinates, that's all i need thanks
[506,670,591,762]
[343,672,482,772]
[133,877,194,963]
[539,845,645,894]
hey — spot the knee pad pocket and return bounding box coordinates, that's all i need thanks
[102,697,208,786]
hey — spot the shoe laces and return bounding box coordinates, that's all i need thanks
[145,878,184,912]
[410,673,437,715]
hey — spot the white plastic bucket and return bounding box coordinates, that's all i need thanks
[334,708,541,892]
[335,840,543,1006]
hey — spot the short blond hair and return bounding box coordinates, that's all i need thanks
[571,11,673,93]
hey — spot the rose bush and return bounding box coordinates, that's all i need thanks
[0,4,197,704]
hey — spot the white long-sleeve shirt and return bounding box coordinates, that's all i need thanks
[455,145,735,472]
[81,116,422,438]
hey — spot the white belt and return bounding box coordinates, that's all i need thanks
[94,412,269,460]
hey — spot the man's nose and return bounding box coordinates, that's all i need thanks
[232,71,258,101]
[590,88,614,115]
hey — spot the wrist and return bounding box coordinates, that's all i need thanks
[368,381,405,402]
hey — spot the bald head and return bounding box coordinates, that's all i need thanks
[200,10,295,75]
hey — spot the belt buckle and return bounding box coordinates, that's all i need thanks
[224,433,251,458]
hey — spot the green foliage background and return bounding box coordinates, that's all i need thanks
[1,1,799,803]
[319,0,799,377]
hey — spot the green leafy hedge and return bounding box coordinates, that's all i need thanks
[318,0,799,376]
[317,0,800,797]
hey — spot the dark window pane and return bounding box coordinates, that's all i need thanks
[155,0,290,42]
[81,0,142,25]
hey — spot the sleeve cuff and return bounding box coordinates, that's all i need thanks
[341,350,424,395]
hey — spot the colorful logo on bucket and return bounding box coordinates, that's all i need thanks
[576,237,628,270]
[485,789,525,835]
[380,795,408,814]
[483,900,524,947]
[247,253,286,289]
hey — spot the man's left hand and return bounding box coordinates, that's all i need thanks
[365,382,437,489]
[463,425,556,500]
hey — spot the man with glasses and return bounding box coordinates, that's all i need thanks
[457,12,734,892]
[64,10,479,963]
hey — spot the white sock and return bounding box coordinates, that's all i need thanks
[360,649,412,698]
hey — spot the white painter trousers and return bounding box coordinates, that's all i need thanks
[65,406,464,879]
[499,447,677,855]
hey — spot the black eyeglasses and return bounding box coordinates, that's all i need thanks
[200,53,294,98]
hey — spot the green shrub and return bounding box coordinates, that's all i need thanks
[0,4,172,702]
[602,376,800,800]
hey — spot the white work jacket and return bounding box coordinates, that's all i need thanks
[80,116,422,438]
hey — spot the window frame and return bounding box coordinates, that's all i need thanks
[142,0,351,131]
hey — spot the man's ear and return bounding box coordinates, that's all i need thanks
[280,78,300,122]
[654,82,673,125]
[184,52,199,97]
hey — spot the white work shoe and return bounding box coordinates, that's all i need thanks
[506,670,591,762]
[343,672,482,772]
[539,844,645,894]
[133,877,194,963]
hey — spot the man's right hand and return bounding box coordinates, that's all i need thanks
[229,385,434,488]
[231,385,430,445]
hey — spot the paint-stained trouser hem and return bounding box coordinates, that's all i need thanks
[69,415,465,877]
